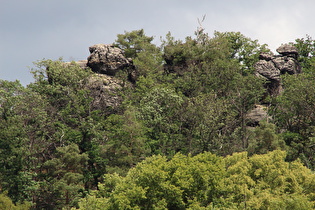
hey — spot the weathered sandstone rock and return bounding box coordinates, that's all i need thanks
[254,44,301,95]
[87,44,134,76]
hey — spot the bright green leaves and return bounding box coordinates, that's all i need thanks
[0,192,31,210]
[222,150,315,209]
[79,152,225,209]
[78,151,315,209]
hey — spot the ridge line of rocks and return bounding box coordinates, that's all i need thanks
[68,43,302,124]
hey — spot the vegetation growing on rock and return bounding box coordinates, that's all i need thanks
[1,28,315,209]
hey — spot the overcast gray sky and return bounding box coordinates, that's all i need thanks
[1,0,314,86]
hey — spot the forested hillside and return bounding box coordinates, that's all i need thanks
[1,29,315,209]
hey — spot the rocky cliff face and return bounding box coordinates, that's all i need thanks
[71,43,301,119]
[70,44,135,114]
[68,44,136,81]
[246,44,302,126]
[83,74,127,114]
[254,44,301,95]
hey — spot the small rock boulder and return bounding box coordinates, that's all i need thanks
[276,44,299,58]
[246,105,270,127]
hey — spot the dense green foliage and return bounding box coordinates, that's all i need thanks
[1,29,315,209]
[77,151,315,209]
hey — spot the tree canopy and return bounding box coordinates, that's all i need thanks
[1,28,315,209]
[77,151,315,209]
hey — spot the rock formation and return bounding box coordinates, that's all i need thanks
[69,44,136,114]
[64,60,88,69]
[254,44,301,95]
[87,44,136,81]
[246,104,270,127]
[83,74,127,114]
[75,60,88,69]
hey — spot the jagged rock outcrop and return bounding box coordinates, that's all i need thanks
[87,44,136,81]
[70,44,137,114]
[254,44,301,95]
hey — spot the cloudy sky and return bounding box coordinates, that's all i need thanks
[1,0,314,86]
